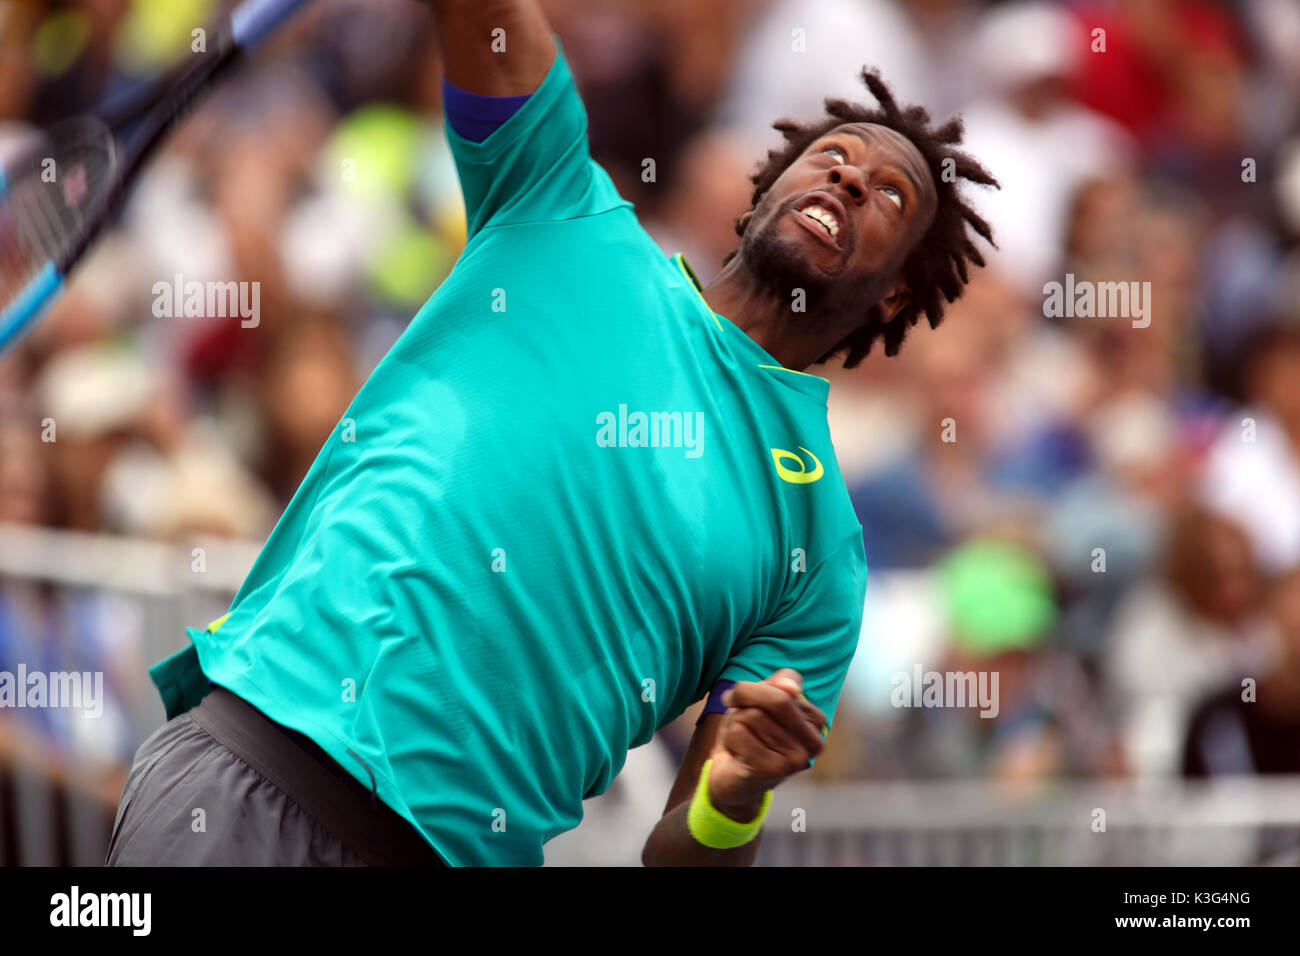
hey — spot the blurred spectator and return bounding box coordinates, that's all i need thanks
[0,1,38,140]
[1201,324,1300,574]
[249,315,361,504]
[846,268,1093,572]
[0,415,49,526]
[1183,565,1300,777]
[1179,559,1300,863]
[1071,0,1264,205]
[24,0,133,125]
[855,538,1114,781]
[718,0,978,138]
[643,126,761,281]
[959,1,1135,297]
[1105,506,1272,777]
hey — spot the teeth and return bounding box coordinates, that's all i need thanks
[799,204,839,238]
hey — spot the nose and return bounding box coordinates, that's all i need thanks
[828,164,866,203]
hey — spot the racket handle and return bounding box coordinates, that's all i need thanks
[231,0,313,52]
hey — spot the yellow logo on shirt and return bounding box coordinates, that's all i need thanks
[770,446,824,484]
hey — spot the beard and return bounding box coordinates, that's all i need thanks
[737,199,839,301]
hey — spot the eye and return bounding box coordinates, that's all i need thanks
[822,145,847,164]
[881,185,904,210]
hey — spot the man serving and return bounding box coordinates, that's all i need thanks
[108,0,996,866]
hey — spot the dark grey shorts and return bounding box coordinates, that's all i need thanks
[106,686,447,866]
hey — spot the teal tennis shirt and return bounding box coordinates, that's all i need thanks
[152,40,867,866]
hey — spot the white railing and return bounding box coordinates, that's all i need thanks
[0,521,259,709]
[755,776,1300,866]
[0,523,260,594]
[0,523,259,864]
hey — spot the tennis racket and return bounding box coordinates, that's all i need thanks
[0,0,314,356]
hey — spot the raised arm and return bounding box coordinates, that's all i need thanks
[423,0,555,95]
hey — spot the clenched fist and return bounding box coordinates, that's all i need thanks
[705,668,827,820]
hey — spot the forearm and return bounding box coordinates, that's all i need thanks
[641,790,766,867]
[424,0,554,95]
[644,681,820,866]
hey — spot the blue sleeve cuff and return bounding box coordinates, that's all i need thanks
[442,77,533,143]
[696,679,737,726]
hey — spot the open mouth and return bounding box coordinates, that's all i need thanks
[792,194,846,250]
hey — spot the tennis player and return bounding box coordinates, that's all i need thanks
[107,0,996,866]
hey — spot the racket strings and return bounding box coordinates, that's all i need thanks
[11,177,68,264]
[0,177,69,313]
[0,192,51,310]
[0,125,116,317]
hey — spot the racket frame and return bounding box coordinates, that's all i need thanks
[0,0,312,355]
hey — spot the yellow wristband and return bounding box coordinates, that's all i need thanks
[686,758,773,850]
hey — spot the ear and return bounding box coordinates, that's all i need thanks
[737,209,754,232]
[878,278,911,324]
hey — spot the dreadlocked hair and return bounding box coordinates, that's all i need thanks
[725,69,999,366]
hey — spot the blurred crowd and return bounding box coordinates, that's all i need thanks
[3,0,1300,816]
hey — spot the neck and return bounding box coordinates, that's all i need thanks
[700,256,863,372]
